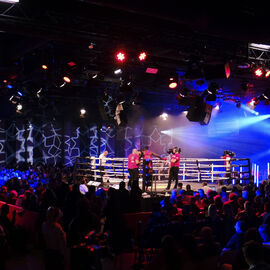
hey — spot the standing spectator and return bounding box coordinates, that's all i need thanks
[118,181,130,213]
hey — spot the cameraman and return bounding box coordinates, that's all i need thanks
[166,147,181,190]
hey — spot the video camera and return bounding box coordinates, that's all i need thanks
[223,150,235,157]
[167,147,181,154]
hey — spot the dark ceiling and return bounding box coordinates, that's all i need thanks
[0,0,269,122]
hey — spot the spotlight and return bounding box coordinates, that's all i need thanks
[80,108,86,115]
[36,88,42,98]
[17,91,23,96]
[16,104,22,111]
[138,52,147,61]
[63,76,71,83]
[41,64,48,70]
[265,70,270,78]
[214,104,220,110]
[115,51,126,62]
[92,74,98,79]
[146,67,158,74]
[0,0,20,3]
[114,69,122,75]
[3,80,7,83]
[247,97,259,110]
[67,61,76,67]
[88,43,95,49]
[160,112,168,120]
[169,77,178,89]
[7,84,13,89]
[255,68,264,77]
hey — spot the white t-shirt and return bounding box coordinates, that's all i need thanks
[99,153,107,166]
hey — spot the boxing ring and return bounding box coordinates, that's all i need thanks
[73,156,251,195]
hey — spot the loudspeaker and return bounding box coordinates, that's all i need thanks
[186,96,205,122]
[200,103,213,125]
[203,63,230,80]
[186,96,213,125]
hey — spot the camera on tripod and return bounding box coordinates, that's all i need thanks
[167,147,181,154]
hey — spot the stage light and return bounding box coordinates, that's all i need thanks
[138,52,147,61]
[41,64,48,70]
[36,88,42,98]
[115,51,126,62]
[169,77,178,89]
[160,112,168,120]
[214,104,220,110]
[88,43,95,49]
[7,84,13,89]
[67,61,76,67]
[247,98,257,110]
[146,67,158,74]
[0,0,20,3]
[114,69,122,74]
[265,70,270,78]
[3,80,7,83]
[17,91,23,96]
[63,76,71,83]
[16,104,22,111]
[255,68,264,77]
[92,74,98,79]
[80,108,86,115]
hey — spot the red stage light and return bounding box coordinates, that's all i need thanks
[146,67,158,74]
[255,68,263,77]
[116,51,126,62]
[3,80,7,83]
[138,52,147,61]
[63,76,71,83]
[67,61,76,67]
[42,65,48,70]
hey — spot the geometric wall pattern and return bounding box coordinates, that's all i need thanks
[0,121,172,166]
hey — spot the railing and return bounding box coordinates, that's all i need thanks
[73,156,251,188]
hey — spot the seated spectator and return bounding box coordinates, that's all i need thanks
[243,240,270,270]
[259,224,270,247]
[261,202,270,225]
[186,184,194,196]
[42,206,67,270]
[216,180,224,194]
[214,195,223,213]
[0,203,16,236]
[6,190,18,205]
[220,186,228,203]
[235,201,258,228]
[145,234,182,270]
[198,226,222,257]
[176,182,183,194]
[0,186,8,202]
[223,220,247,251]
[202,182,211,194]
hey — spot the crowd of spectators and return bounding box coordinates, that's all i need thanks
[1,163,270,270]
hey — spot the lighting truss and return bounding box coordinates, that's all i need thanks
[248,43,270,63]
